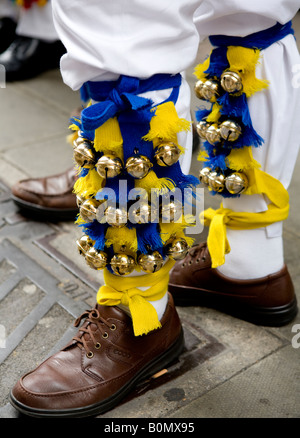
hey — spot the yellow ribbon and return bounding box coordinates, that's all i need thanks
[97,259,175,336]
[202,166,290,268]
[226,46,269,97]
[202,202,289,268]
[194,47,268,99]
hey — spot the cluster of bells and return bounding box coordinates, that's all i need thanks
[194,71,248,196]
[199,167,248,195]
[76,235,189,275]
[194,72,243,146]
[73,131,181,180]
[73,130,189,275]
[196,119,242,145]
[77,195,183,226]
[194,70,243,103]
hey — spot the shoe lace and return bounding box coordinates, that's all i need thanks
[72,308,116,356]
[182,242,208,266]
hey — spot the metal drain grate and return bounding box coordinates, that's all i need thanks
[0,238,86,364]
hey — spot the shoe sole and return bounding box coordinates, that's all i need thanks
[11,195,78,222]
[169,283,298,327]
[9,329,184,418]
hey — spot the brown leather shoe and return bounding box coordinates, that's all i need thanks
[168,242,298,326]
[11,167,78,221]
[10,294,184,418]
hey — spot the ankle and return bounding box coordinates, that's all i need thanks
[217,228,284,280]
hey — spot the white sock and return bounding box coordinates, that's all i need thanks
[117,268,169,321]
[118,292,168,321]
[148,292,169,321]
[217,227,284,280]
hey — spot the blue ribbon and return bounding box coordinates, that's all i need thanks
[79,72,184,197]
[209,20,294,50]
[205,21,294,79]
[80,73,182,134]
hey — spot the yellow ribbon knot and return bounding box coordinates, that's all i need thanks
[201,207,232,268]
[97,259,175,336]
[201,152,290,269]
[202,200,289,269]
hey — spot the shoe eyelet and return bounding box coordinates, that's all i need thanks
[110,324,117,331]
[95,342,101,349]
[202,256,206,262]
[196,258,200,263]
[86,351,94,359]
[102,332,108,339]
[181,263,185,268]
[188,261,192,265]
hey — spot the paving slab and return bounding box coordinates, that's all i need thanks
[169,345,300,418]
[99,308,289,418]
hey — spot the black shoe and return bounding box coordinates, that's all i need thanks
[0,17,17,54]
[0,36,65,81]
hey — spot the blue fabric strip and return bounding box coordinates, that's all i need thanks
[85,73,182,103]
[209,21,294,50]
[80,73,182,133]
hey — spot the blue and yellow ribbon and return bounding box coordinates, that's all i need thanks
[195,21,293,266]
[97,259,175,336]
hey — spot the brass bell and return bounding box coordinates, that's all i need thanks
[105,205,128,227]
[161,200,182,223]
[138,251,164,273]
[225,172,248,195]
[200,79,220,102]
[96,154,123,179]
[196,120,210,140]
[125,155,153,179]
[73,141,95,168]
[73,137,83,148]
[208,171,225,193]
[76,235,94,256]
[110,253,135,276]
[220,71,243,94]
[76,194,86,208]
[166,238,189,260]
[220,120,242,142]
[205,124,222,145]
[194,79,205,99]
[129,202,156,224]
[73,132,92,148]
[199,167,211,186]
[85,247,108,270]
[80,198,99,222]
[154,142,181,167]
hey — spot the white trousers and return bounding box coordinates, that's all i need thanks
[219,34,300,279]
[52,0,300,281]
[0,0,58,41]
